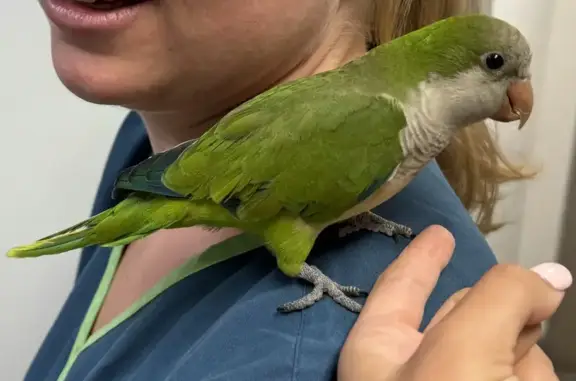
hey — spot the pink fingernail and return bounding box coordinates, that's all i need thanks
[530,262,573,291]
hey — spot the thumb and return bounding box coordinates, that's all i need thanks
[400,262,571,380]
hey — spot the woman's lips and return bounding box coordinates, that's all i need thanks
[42,0,148,31]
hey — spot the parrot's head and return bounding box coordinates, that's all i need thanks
[405,14,534,130]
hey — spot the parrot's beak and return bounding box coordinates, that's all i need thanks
[490,80,533,130]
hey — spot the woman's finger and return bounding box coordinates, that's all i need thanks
[356,225,455,329]
[514,324,542,362]
[424,288,469,332]
[432,263,569,354]
[339,225,456,380]
[425,287,543,364]
[515,345,558,381]
[403,263,570,380]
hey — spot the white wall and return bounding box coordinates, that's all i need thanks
[0,3,125,380]
[488,0,576,268]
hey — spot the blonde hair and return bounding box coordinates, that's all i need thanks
[367,0,533,234]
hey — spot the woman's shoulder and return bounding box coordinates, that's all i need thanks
[143,159,499,380]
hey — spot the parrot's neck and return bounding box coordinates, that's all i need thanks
[396,65,501,164]
[398,81,457,163]
[399,111,453,161]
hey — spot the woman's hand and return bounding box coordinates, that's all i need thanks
[338,225,572,381]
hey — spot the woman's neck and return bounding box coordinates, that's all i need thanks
[139,20,367,153]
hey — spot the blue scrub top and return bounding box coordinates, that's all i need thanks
[24,112,497,381]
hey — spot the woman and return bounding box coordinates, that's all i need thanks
[24,0,538,380]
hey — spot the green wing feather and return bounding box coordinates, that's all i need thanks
[163,73,407,224]
[113,140,194,200]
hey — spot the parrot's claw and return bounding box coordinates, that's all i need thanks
[339,211,415,241]
[277,263,367,313]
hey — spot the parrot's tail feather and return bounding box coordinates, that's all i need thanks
[101,234,148,247]
[7,230,102,258]
[6,208,121,258]
[6,196,175,258]
[7,195,242,259]
[36,209,113,242]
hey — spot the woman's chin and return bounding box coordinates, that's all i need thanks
[56,72,126,107]
[54,65,143,108]
[51,43,164,109]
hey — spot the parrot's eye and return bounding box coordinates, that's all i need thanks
[484,53,505,70]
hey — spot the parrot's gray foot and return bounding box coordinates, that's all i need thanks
[277,263,367,313]
[339,211,415,242]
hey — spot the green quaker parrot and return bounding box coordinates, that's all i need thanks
[7,14,533,313]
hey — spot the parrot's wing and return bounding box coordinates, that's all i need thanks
[161,78,407,223]
[114,75,407,223]
[113,140,194,199]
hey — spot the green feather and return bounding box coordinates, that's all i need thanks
[163,81,406,224]
[6,195,241,258]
